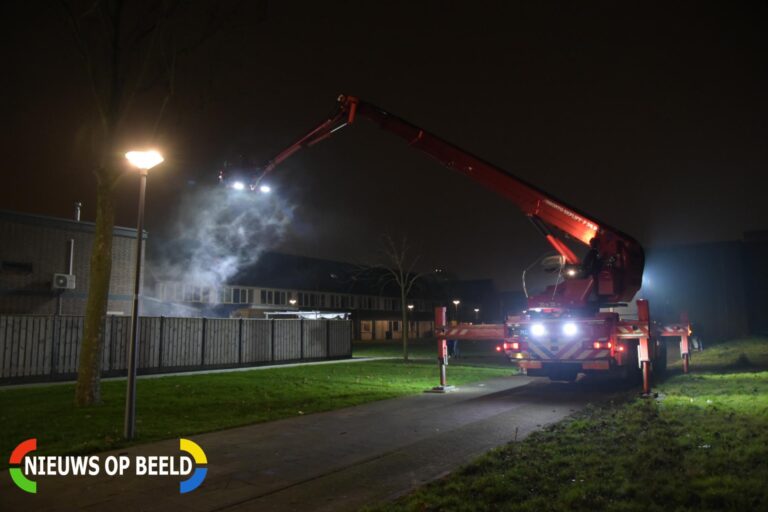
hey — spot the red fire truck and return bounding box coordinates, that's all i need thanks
[220,95,692,393]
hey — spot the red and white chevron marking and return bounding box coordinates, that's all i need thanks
[526,339,609,360]
[659,324,689,336]
[615,324,649,338]
[442,325,505,340]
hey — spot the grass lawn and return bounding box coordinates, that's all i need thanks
[354,338,512,368]
[372,337,768,512]
[0,359,512,470]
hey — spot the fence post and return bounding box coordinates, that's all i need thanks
[50,314,60,376]
[270,318,276,362]
[299,318,304,360]
[104,315,112,372]
[104,315,110,375]
[238,318,243,365]
[325,320,331,358]
[201,317,207,367]
[158,316,165,368]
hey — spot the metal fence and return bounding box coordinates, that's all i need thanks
[0,315,352,385]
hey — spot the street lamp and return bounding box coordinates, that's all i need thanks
[289,298,297,307]
[123,149,163,440]
[452,299,460,323]
[474,308,480,322]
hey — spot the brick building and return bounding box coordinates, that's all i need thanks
[0,210,142,316]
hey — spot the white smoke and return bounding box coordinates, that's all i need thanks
[153,185,294,290]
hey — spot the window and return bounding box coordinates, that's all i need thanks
[361,321,371,333]
[233,288,240,303]
[201,288,211,303]
[392,321,400,332]
[247,289,254,304]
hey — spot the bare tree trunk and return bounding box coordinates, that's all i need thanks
[75,175,115,406]
[401,288,409,361]
[62,0,244,408]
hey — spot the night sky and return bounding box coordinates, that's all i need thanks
[2,1,766,290]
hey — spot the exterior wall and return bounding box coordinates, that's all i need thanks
[0,211,140,316]
[374,320,391,339]
[356,319,433,341]
[415,320,434,338]
[359,320,373,340]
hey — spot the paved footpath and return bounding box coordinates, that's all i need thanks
[4,375,616,512]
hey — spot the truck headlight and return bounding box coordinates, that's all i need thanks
[562,322,578,336]
[530,323,547,337]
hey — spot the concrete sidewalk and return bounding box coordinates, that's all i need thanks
[4,375,611,512]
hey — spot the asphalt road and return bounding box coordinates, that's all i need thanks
[3,375,622,512]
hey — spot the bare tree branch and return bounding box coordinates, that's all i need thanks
[58,0,109,132]
[369,233,424,361]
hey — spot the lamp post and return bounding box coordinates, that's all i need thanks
[407,304,414,340]
[474,308,480,322]
[452,299,460,323]
[123,150,163,440]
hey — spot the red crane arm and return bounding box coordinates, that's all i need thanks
[247,94,644,305]
[259,96,597,253]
